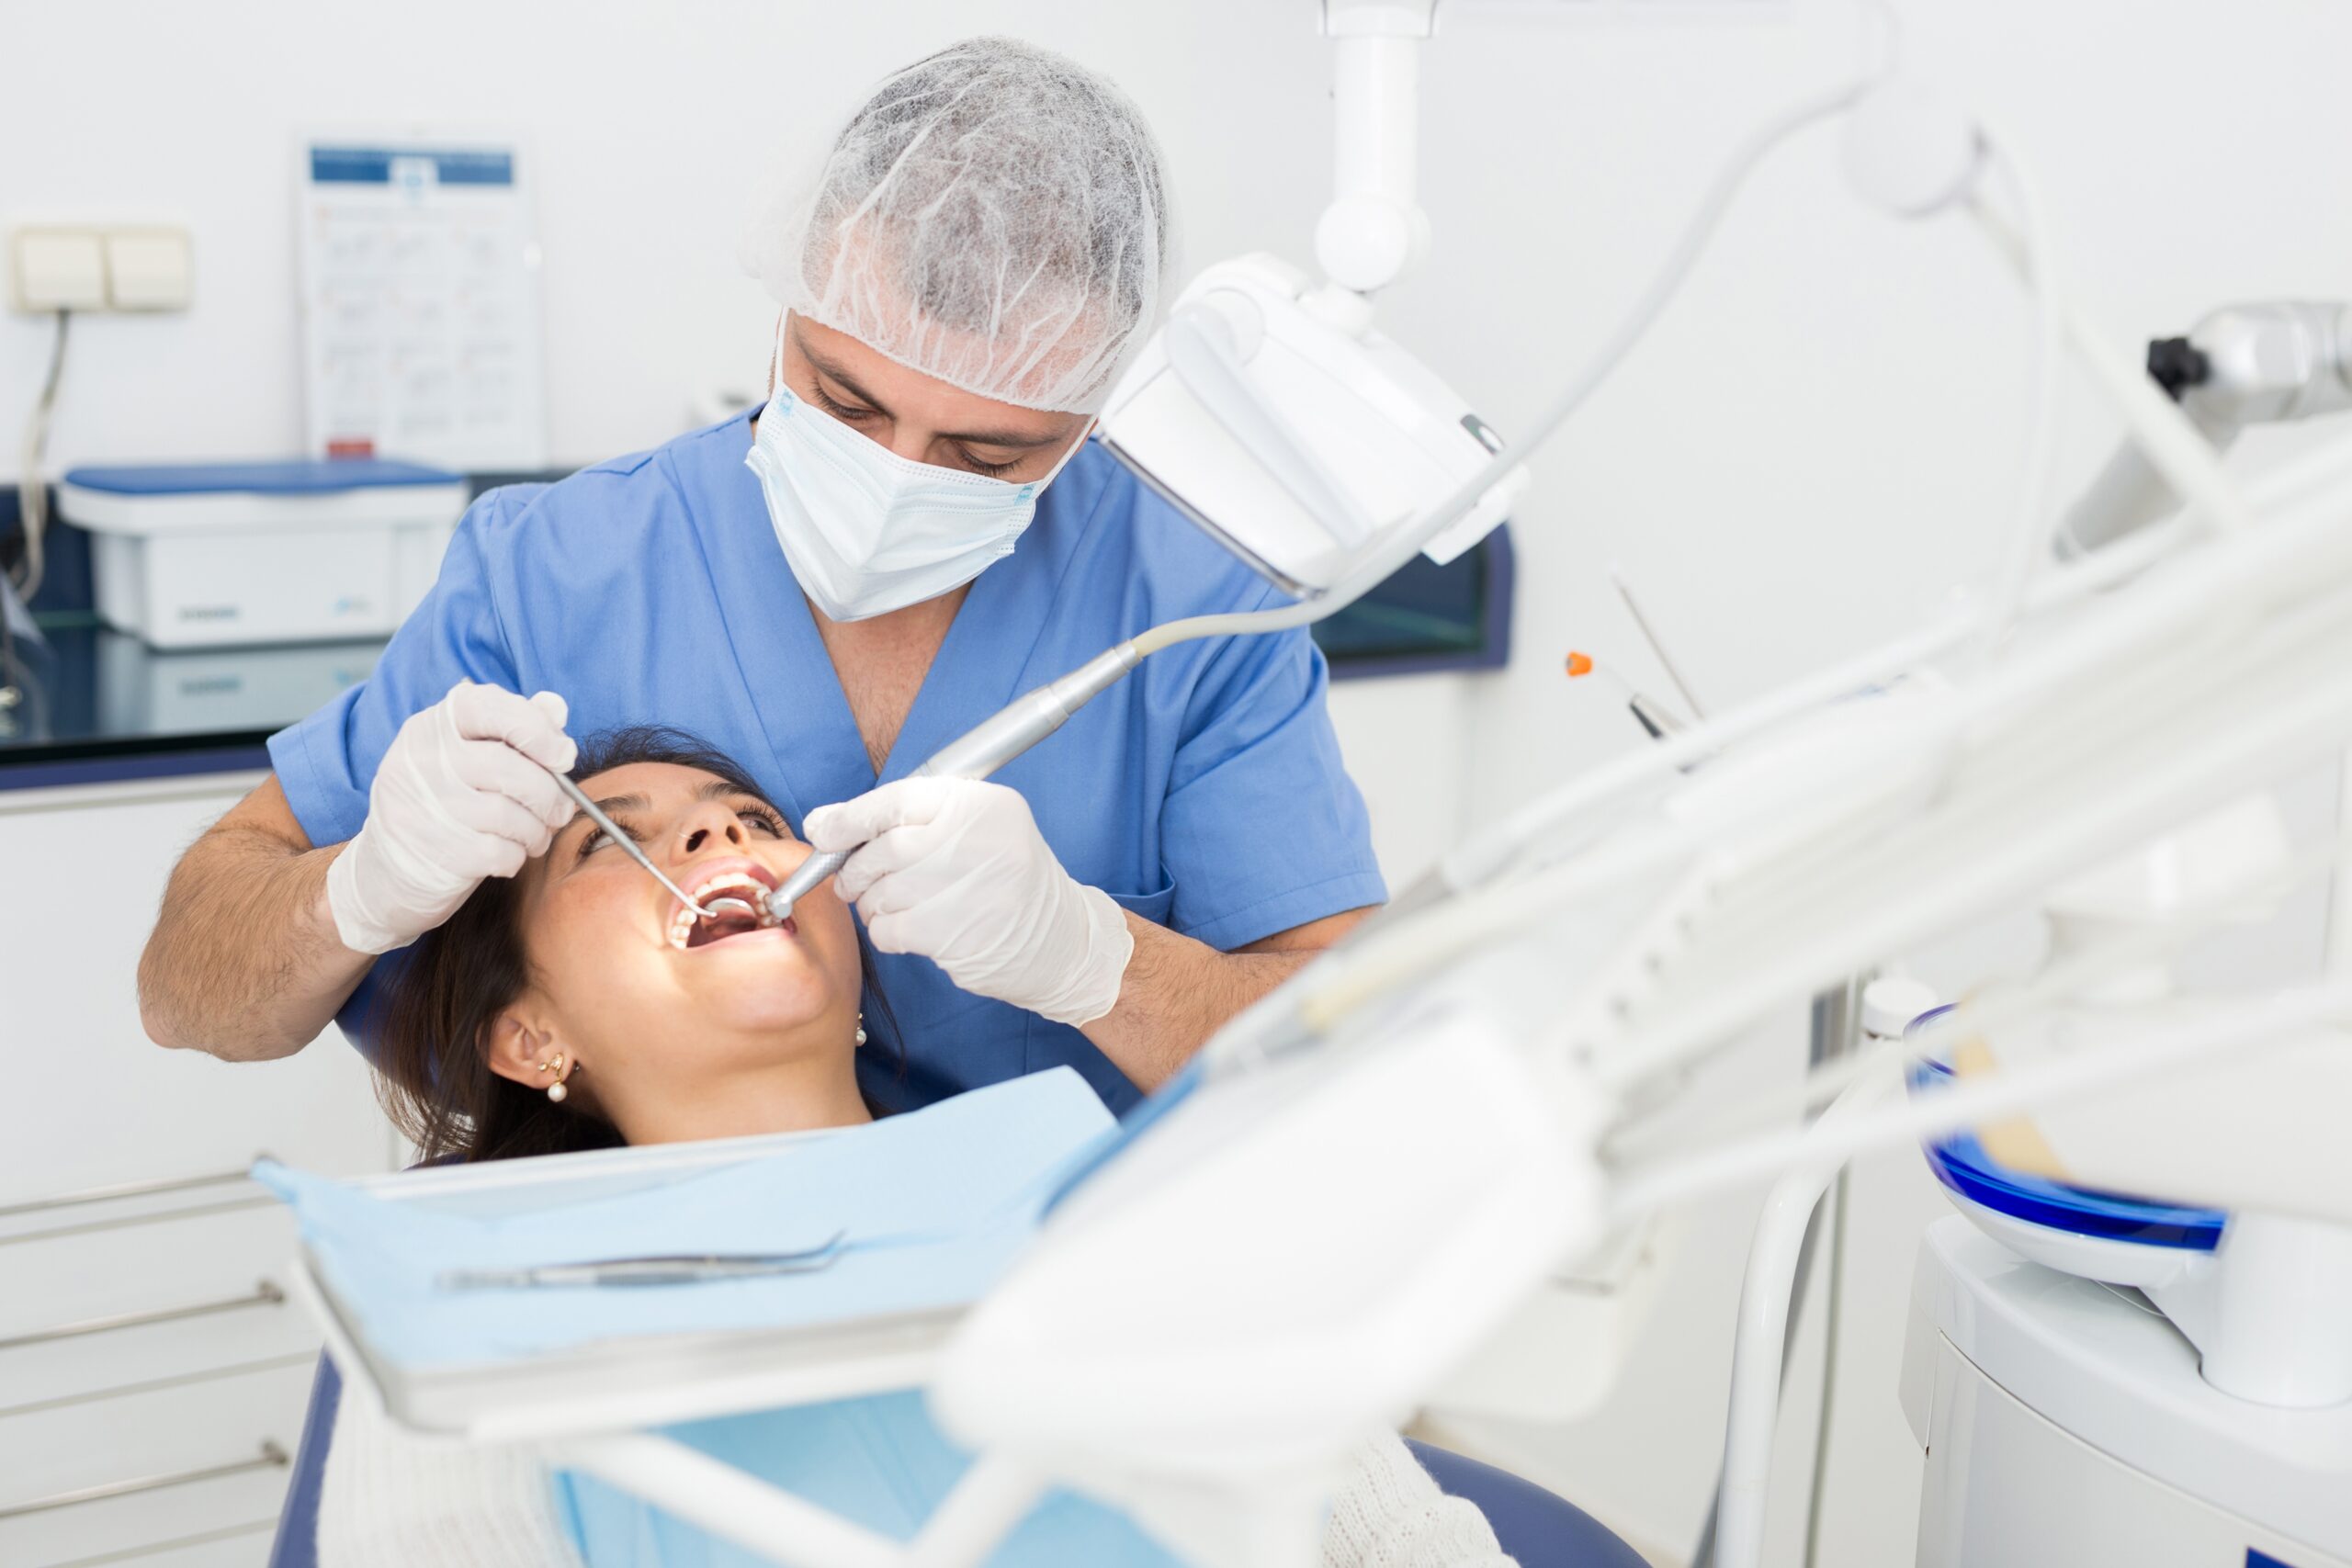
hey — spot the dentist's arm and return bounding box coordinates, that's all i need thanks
[1081,905,1373,1090]
[139,779,364,1061]
[806,778,1374,1091]
[139,682,577,1060]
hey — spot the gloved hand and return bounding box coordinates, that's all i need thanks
[326,681,579,954]
[805,777,1134,1027]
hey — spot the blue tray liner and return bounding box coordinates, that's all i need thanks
[254,1068,1118,1370]
[1910,1057,2224,1251]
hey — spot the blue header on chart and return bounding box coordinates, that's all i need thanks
[309,147,515,186]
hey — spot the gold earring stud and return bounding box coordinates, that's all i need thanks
[540,1052,570,1102]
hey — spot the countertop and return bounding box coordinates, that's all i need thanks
[0,618,383,791]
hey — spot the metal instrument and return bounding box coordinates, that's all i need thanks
[550,769,717,919]
[439,1231,849,1291]
[764,646,1142,922]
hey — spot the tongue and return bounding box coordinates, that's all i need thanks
[687,905,766,948]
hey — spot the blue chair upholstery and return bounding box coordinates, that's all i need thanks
[269,1360,1637,1568]
[1405,1440,1648,1568]
[267,1353,339,1568]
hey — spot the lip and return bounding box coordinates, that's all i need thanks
[662,856,801,953]
[666,856,780,926]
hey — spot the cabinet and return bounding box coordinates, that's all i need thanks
[0,773,397,1566]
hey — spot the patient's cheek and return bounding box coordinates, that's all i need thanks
[537,874,648,961]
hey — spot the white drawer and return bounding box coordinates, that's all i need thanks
[0,1191,318,1407]
[51,1517,278,1568]
[0,1358,310,1567]
[0,783,397,1208]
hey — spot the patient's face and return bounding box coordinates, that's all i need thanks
[508,761,863,1093]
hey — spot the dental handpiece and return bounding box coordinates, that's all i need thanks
[549,770,718,919]
[763,644,1142,923]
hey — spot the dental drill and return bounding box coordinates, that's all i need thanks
[763,646,1143,923]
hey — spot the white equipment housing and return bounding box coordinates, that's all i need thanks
[59,460,465,649]
[1904,1220,2352,1566]
[1098,254,1526,596]
[1096,0,1527,598]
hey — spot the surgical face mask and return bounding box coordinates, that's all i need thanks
[744,353,1088,622]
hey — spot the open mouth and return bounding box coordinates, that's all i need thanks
[667,866,796,951]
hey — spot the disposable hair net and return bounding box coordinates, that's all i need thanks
[750,37,1171,414]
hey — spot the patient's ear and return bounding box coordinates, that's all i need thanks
[483,1002,567,1090]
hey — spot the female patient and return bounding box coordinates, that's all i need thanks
[318,727,1512,1568]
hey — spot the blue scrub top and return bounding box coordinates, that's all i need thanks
[269,411,1385,1113]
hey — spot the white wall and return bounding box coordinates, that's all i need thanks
[8,2,2350,1563]
[0,0,1334,477]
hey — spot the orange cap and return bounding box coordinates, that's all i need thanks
[1565,651,1595,679]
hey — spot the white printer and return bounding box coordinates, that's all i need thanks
[58,458,469,649]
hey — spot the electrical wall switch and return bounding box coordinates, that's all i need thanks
[9,223,193,313]
[10,228,107,311]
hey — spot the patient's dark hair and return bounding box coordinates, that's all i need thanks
[371,725,898,1164]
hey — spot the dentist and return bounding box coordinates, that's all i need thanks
[137,37,1385,1113]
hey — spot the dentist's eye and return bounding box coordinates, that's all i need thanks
[809,385,877,423]
[957,448,1022,479]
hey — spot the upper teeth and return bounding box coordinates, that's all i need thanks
[667,872,773,948]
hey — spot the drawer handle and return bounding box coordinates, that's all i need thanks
[0,1158,270,1220]
[0,1280,285,1352]
[0,1439,288,1519]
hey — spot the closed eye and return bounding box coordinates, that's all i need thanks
[808,383,878,424]
[956,447,1022,479]
[576,815,643,862]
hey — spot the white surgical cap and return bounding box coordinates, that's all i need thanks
[750,37,1171,415]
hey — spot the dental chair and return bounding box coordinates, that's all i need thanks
[267,1358,1646,1568]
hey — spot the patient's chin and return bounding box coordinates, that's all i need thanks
[698,966,844,1038]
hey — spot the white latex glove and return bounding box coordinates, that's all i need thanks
[805,777,1135,1027]
[326,681,579,954]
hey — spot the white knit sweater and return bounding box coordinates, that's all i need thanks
[317,1391,1515,1568]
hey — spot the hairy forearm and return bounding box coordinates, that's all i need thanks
[1080,915,1322,1091]
[139,823,368,1061]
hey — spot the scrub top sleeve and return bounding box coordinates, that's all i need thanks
[266,489,526,850]
[1159,624,1386,952]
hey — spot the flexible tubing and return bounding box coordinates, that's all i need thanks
[1972,130,2065,649]
[1126,71,1879,662]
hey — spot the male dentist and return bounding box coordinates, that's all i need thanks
[138,37,1385,1114]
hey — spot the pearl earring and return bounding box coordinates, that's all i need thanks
[854,1013,867,1048]
[538,1051,571,1103]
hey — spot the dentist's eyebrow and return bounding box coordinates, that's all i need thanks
[796,326,1059,450]
[797,331,893,416]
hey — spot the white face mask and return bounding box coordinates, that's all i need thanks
[744,339,1088,622]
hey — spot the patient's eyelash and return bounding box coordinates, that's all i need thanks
[576,817,642,862]
[738,803,787,838]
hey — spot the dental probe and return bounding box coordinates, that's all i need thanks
[548,770,718,919]
[764,644,1144,922]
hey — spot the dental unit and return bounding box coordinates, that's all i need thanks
[268,7,2352,1567]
